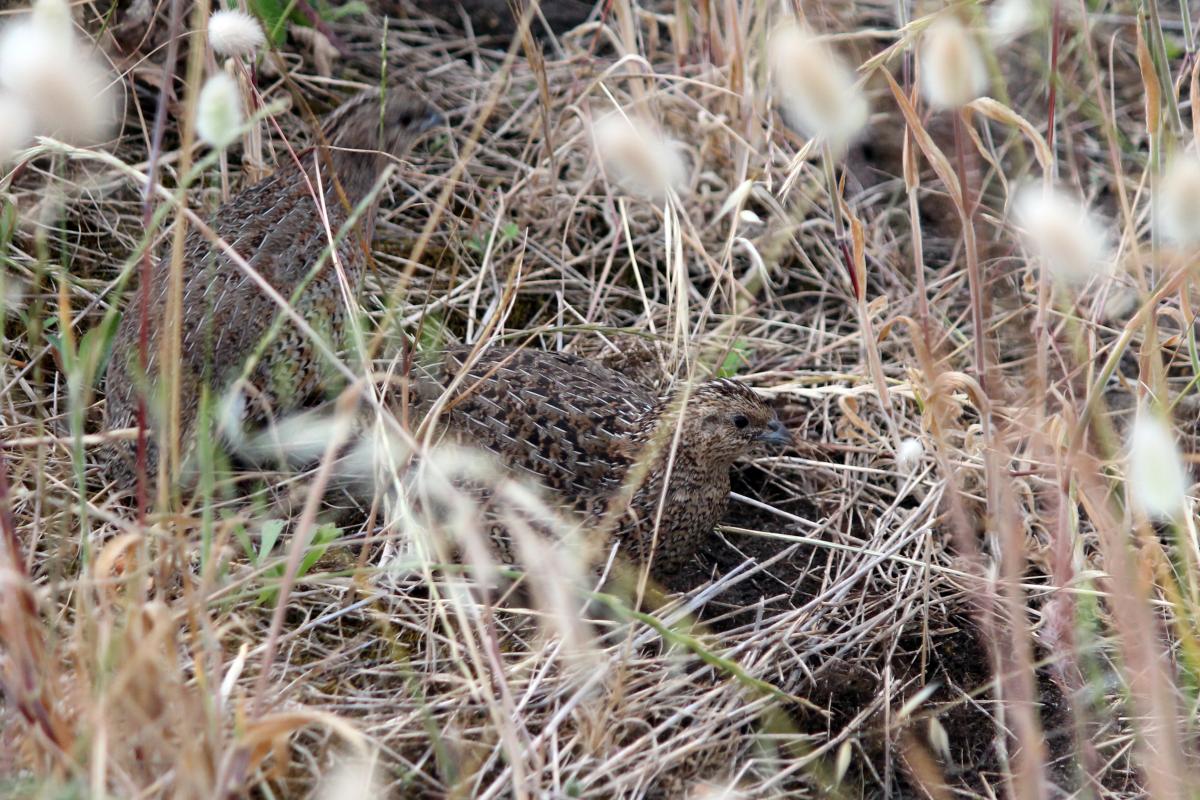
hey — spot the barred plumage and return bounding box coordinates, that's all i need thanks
[412,346,792,572]
[101,90,440,493]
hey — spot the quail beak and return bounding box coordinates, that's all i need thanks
[414,109,445,134]
[756,419,793,448]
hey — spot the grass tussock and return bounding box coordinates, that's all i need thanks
[3,0,1200,797]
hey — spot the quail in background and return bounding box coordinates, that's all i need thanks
[102,90,441,493]
[412,346,792,572]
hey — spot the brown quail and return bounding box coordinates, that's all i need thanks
[412,346,792,572]
[102,90,440,493]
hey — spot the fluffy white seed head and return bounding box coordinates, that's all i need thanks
[1157,152,1200,247]
[318,754,381,800]
[592,113,688,201]
[768,21,869,155]
[1014,184,1111,285]
[920,15,988,110]
[336,424,410,494]
[0,271,26,316]
[988,0,1038,44]
[208,9,265,58]
[897,437,925,471]
[243,409,350,467]
[0,93,33,163]
[196,71,244,149]
[215,383,247,446]
[1129,412,1190,520]
[30,0,73,42]
[0,0,117,146]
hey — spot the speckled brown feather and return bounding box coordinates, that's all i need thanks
[102,91,440,492]
[414,346,790,572]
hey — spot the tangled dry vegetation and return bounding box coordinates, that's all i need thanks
[6,0,1200,797]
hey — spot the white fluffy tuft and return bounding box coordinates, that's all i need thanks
[0,0,117,146]
[1014,184,1111,285]
[592,113,688,201]
[1158,152,1200,247]
[1129,412,1190,520]
[196,72,244,149]
[208,10,265,58]
[768,21,869,154]
[919,15,988,110]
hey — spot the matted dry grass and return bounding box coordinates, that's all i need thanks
[3,0,1198,797]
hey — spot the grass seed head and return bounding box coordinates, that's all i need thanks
[0,93,33,163]
[988,0,1038,44]
[1014,184,1111,285]
[244,409,351,467]
[768,20,868,155]
[318,753,381,800]
[919,15,988,110]
[1157,151,1200,247]
[30,0,72,42]
[215,383,247,446]
[897,437,925,471]
[1129,411,1190,520]
[208,9,265,58]
[0,0,116,146]
[592,112,687,201]
[336,423,410,493]
[196,71,244,149]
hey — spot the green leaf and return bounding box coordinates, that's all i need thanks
[257,523,340,604]
[298,523,339,575]
[78,313,120,390]
[716,340,752,378]
[320,0,368,21]
[416,311,446,358]
[258,518,284,565]
[232,520,255,562]
[245,0,297,45]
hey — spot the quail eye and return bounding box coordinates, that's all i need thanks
[732,414,749,430]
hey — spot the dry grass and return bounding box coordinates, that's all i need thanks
[4,0,1200,796]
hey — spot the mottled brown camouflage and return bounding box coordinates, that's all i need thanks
[102,90,440,492]
[414,346,791,572]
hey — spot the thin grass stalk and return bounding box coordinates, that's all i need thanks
[1046,0,1062,168]
[1182,0,1196,67]
[1076,457,1190,797]
[820,148,859,301]
[161,0,211,508]
[990,446,1048,799]
[1144,0,1184,134]
[952,112,989,398]
[135,0,184,524]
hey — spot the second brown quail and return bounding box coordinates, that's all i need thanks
[102,90,440,493]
